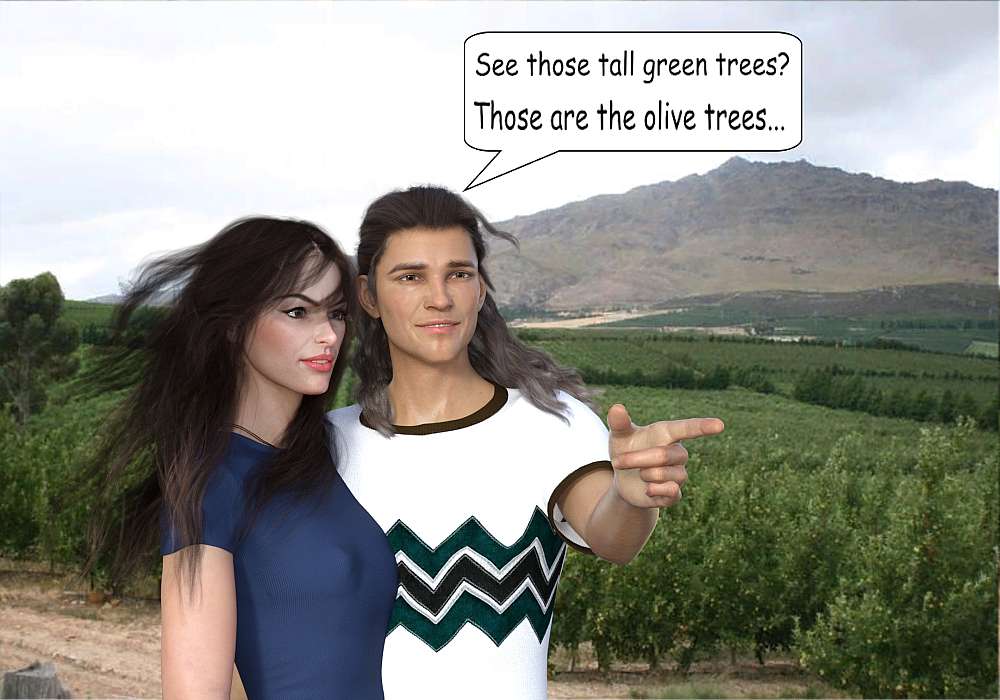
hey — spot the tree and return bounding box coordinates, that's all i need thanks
[910,389,936,422]
[0,272,79,425]
[956,392,980,426]
[936,389,957,424]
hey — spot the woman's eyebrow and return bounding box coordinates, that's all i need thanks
[279,293,320,305]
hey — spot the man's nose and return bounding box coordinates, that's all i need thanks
[425,278,453,310]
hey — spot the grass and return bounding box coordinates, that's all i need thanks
[62,299,115,327]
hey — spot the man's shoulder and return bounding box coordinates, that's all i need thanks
[509,388,605,434]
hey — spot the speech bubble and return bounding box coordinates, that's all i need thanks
[463,31,802,190]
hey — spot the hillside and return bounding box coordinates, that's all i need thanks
[487,158,998,309]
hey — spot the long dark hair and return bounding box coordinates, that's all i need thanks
[353,185,593,436]
[80,217,354,593]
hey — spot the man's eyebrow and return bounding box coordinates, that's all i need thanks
[385,260,476,275]
[386,261,426,275]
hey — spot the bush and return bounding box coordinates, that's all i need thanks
[797,419,999,697]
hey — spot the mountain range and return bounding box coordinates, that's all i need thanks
[485,157,998,310]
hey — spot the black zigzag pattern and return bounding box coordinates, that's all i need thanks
[397,545,565,616]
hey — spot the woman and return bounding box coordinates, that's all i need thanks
[81,217,397,699]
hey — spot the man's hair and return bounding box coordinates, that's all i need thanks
[353,185,594,435]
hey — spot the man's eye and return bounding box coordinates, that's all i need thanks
[283,307,307,319]
[398,274,419,282]
[452,271,473,279]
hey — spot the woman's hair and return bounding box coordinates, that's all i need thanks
[80,216,355,593]
[352,185,593,436]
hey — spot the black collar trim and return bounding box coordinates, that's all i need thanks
[360,383,509,435]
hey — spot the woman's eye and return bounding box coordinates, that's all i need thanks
[328,309,347,322]
[283,307,307,319]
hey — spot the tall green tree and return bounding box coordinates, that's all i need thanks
[0,272,79,425]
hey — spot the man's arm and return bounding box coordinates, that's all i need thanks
[557,467,657,565]
[557,404,723,565]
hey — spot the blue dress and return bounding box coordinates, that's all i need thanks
[160,432,398,699]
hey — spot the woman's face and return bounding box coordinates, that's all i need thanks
[243,262,347,400]
[359,226,486,370]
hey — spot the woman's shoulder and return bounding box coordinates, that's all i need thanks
[209,433,277,490]
[326,404,362,430]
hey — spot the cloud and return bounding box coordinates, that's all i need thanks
[0,1,995,298]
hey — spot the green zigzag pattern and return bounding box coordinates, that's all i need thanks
[386,507,565,651]
[387,506,564,574]
[390,582,561,651]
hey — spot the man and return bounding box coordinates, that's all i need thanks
[328,186,724,699]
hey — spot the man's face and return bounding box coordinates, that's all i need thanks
[359,226,486,369]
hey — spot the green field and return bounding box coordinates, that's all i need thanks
[62,300,116,327]
[596,313,998,355]
[3,319,998,697]
[66,297,999,357]
[589,384,995,465]
[518,328,997,379]
[965,340,1000,358]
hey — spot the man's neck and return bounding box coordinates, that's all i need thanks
[387,357,495,426]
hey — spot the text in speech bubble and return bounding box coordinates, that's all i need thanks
[463,31,802,190]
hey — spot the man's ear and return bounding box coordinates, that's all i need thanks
[357,275,380,319]
[477,277,487,312]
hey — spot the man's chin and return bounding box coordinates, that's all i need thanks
[407,348,467,367]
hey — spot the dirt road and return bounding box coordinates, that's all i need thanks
[1,563,837,699]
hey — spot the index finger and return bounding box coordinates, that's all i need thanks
[658,417,725,444]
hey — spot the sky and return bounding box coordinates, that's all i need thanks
[1,1,997,300]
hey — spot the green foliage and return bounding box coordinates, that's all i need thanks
[5,326,997,695]
[61,300,115,328]
[519,328,997,407]
[0,272,80,424]
[0,390,122,569]
[792,366,995,431]
[553,384,996,695]
[575,362,775,394]
[796,418,999,697]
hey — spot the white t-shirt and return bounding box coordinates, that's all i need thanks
[327,383,612,700]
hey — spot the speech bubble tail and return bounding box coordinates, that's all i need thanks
[464,150,558,191]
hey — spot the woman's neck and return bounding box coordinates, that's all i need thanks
[234,375,302,447]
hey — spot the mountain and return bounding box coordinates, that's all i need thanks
[487,158,998,310]
[85,290,175,306]
[86,294,124,305]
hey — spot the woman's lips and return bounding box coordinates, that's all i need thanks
[301,358,333,372]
